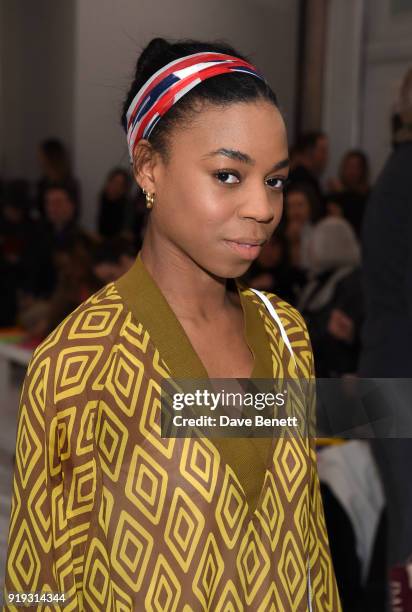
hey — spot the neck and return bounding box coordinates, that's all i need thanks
[140,228,235,323]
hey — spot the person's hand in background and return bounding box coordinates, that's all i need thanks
[328,308,355,343]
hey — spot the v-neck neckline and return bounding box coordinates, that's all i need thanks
[115,251,273,380]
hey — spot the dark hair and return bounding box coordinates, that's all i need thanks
[106,167,132,187]
[294,131,326,154]
[285,182,322,222]
[121,37,278,159]
[40,139,71,177]
[340,149,369,183]
[44,182,77,205]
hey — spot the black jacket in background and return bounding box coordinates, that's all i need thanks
[359,142,412,376]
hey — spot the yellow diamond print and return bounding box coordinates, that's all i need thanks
[139,378,175,458]
[215,465,248,549]
[193,533,224,609]
[215,579,245,611]
[273,438,306,502]
[27,471,51,552]
[164,487,205,572]
[54,346,103,401]
[97,401,128,482]
[83,538,111,610]
[145,554,181,612]
[236,522,270,605]
[125,445,168,525]
[7,519,41,591]
[106,344,145,417]
[119,313,150,352]
[278,532,306,608]
[257,582,284,612]
[179,438,220,503]
[294,486,309,547]
[111,510,153,591]
[255,471,285,552]
[67,460,96,518]
[16,404,42,489]
[68,303,123,338]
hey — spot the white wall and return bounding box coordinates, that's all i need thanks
[361,0,412,179]
[322,0,365,182]
[0,0,75,182]
[73,0,299,228]
[322,0,412,183]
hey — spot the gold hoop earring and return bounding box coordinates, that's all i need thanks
[145,191,155,209]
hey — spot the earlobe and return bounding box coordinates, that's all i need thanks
[132,139,157,193]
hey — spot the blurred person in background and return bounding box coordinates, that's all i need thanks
[359,66,412,609]
[36,138,80,219]
[289,131,329,216]
[283,184,319,286]
[97,167,133,239]
[241,232,296,303]
[21,184,93,301]
[284,184,318,262]
[297,216,363,377]
[242,184,320,305]
[328,149,370,196]
[327,149,371,238]
[43,242,101,338]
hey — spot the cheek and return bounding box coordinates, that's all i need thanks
[157,171,232,233]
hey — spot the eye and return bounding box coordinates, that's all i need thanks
[214,171,240,185]
[266,177,288,191]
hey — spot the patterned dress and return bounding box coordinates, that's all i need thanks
[3,253,342,611]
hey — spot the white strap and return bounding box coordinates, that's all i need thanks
[249,287,312,609]
[308,555,313,611]
[249,288,296,362]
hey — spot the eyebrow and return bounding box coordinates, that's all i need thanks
[202,148,289,171]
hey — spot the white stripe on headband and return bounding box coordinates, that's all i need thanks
[125,51,265,161]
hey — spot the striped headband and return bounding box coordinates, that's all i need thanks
[126,51,266,161]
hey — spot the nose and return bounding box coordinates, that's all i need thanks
[238,182,282,224]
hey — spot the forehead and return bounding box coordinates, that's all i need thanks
[46,189,71,201]
[168,100,288,162]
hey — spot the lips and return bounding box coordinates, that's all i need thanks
[229,238,266,246]
[223,238,266,260]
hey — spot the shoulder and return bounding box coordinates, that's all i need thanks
[28,281,127,381]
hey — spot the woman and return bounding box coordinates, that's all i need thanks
[297,216,363,377]
[326,149,371,238]
[36,139,80,219]
[4,38,341,610]
[284,184,318,271]
[328,150,370,197]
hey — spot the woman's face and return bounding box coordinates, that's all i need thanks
[105,173,128,200]
[45,188,75,226]
[143,100,289,278]
[341,155,365,188]
[285,190,311,225]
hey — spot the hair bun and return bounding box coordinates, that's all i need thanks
[137,37,171,72]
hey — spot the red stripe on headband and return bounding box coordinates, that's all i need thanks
[127,52,259,131]
[131,62,249,148]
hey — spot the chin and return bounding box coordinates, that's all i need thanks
[213,261,252,280]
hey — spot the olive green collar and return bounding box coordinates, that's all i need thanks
[114,252,273,379]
